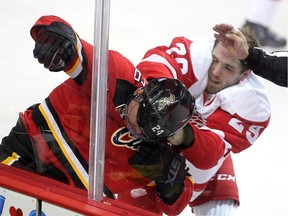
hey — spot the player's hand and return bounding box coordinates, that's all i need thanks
[213,23,249,60]
[128,142,186,205]
[33,21,77,72]
[156,151,186,205]
[167,125,195,148]
[128,142,167,180]
[167,128,185,146]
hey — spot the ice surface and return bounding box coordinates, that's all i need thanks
[1,0,287,215]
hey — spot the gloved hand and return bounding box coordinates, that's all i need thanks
[129,142,186,205]
[33,21,77,72]
[155,151,186,205]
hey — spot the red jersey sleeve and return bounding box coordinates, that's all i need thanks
[137,37,198,87]
[30,15,73,40]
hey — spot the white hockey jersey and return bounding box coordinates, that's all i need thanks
[137,35,271,201]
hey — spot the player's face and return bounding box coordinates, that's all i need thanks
[206,42,249,94]
[122,90,147,139]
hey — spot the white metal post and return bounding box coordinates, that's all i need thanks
[88,0,111,201]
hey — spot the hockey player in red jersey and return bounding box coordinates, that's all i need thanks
[136,25,271,214]
[0,15,197,215]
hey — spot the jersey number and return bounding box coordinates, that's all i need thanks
[166,43,188,75]
[152,125,164,136]
[228,118,264,144]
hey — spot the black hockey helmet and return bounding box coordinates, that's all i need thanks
[135,78,195,140]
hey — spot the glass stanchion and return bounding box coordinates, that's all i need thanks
[88,0,111,201]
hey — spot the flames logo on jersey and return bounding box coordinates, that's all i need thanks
[111,127,142,150]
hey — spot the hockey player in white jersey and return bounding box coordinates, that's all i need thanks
[134,25,271,215]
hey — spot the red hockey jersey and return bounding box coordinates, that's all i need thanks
[12,15,194,215]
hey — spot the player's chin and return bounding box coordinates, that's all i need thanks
[205,84,221,94]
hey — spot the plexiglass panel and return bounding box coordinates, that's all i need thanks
[0,0,287,216]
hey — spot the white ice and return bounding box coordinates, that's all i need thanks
[1,0,287,215]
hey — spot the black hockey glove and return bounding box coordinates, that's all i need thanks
[128,142,186,205]
[33,21,77,72]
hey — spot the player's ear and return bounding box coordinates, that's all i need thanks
[240,69,251,81]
